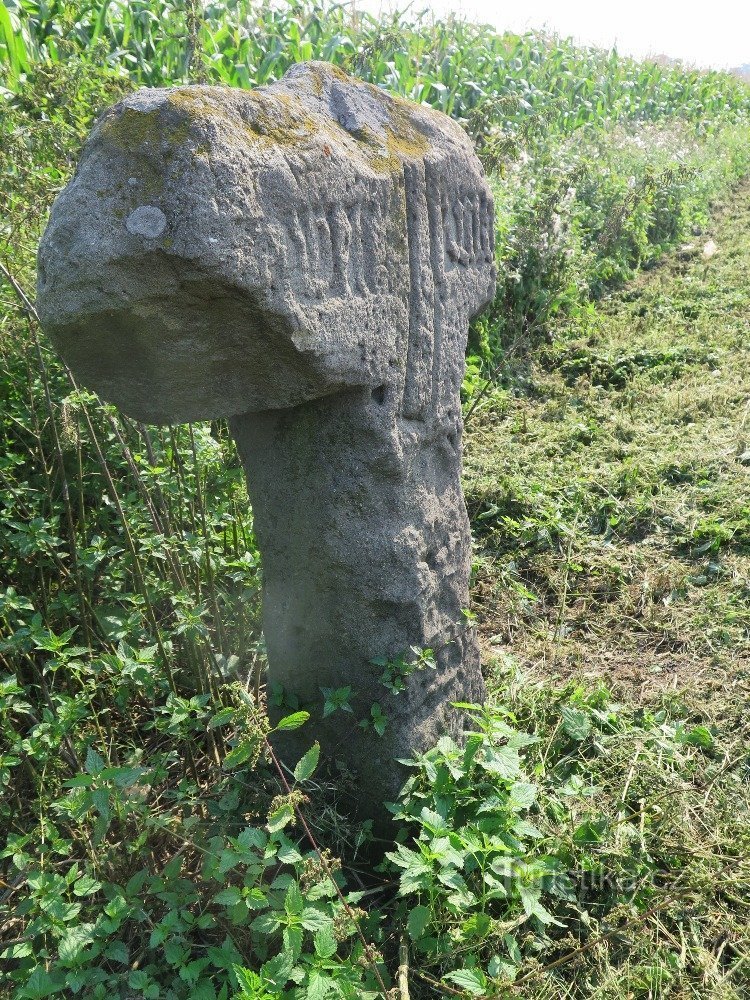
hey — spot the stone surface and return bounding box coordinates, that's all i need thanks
[37,61,496,819]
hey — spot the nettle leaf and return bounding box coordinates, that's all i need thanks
[561,706,592,741]
[276,837,303,865]
[300,906,332,931]
[307,877,338,901]
[504,933,522,965]
[293,741,320,783]
[58,922,97,963]
[506,730,540,750]
[519,882,542,917]
[214,886,243,907]
[209,707,238,730]
[17,966,66,998]
[314,925,337,959]
[463,732,484,769]
[85,746,105,776]
[431,836,465,868]
[284,924,303,960]
[481,745,521,779]
[508,781,537,811]
[676,724,714,748]
[443,968,488,996]
[306,970,336,1000]
[245,887,268,910]
[236,826,268,851]
[285,881,303,916]
[233,966,262,992]
[223,741,254,771]
[419,807,449,834]
[267,802,295,833]
[460,912,491,939]
[573,818,608,844]
[104,894,129,920]
[512,819,543,839]
[275,711,310,732]
[386,843,430,875]
[407,904,431,940]
[519,883,561,926]
[488,955,517,982]
[252,912,281,935]
[104,939,130,964]
[72,873,102,897]
[261,949,294,987]
[47,899,81,922]
[436,868,468,891]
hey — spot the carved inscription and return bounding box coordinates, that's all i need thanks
[278,185,393,303]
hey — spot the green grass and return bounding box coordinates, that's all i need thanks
[465,186,750,687]
[1,2,750,997]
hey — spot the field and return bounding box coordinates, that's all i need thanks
[1,2,750,998]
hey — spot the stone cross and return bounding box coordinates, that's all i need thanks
[37,62,496,820]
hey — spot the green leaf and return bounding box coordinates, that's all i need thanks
[306,970,335,1000]
[407,904,431,940]
[443,968,487,995]
[481,745,521,779]
[223,741,254,770]
[677,724,714,748]
[275,711,310,731]
[102,894,128,921]
[285,880,303,916]
[252,912,281,935]
[314,925,337,958]
[460,912,491,939]
[261,949,294,987]
[504,932,522,965]
[284,923,303,959]
[58,922,97,964]
[561,706,592,741]
[104,939,130,964]
[293,742,320,783]
[72,874,102,897]
[233,966,262,994]
[214,886,243,907]
[519,882,542,917]
[209,707,238,730]
[488,956,517,982]
[463,732,484,769]
[236,826,267,851]
[267,802,295,832]
[519,883,561,926]
[508,781,537,811]
[18,967,66,999]
[300,906,332,931]
[573,818,608,844]
[85,747,105,775]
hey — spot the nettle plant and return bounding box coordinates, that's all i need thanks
[385,703,572,994]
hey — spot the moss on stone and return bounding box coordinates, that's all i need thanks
[100,104,191,151]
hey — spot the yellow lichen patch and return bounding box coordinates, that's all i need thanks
[307,61,351,96]
[357,113,431,174]
[99,104,191,152]
[169,87,320,152]
[243,93,318,147]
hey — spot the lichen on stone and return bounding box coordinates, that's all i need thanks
[99,104,191,152]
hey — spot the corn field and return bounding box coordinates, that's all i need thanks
[3,0,750,130]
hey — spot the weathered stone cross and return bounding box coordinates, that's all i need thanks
[37,62,496,818]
